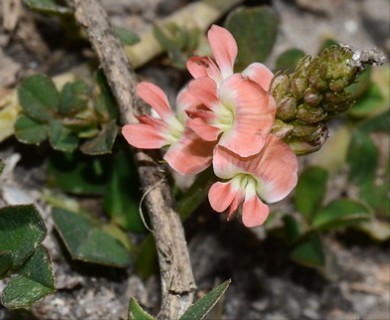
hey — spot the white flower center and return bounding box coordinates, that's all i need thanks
[164,116,185,144]
[213,101,235,131]
[231,174,258,198]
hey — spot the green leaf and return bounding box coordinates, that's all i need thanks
[177,167,216,220]
[48,120,79,152]
[358,109,390,133]
[59,81,89,115]
[14,115,48,145]
[225,6,278,70]
[359,178,390,217]
[282,215,303,244]
[0,204,47,269]
[136,235,158,279]
[180,279,231,320]
[128,297,156,320]
[349,82,387,118]
[152,23,200,69]
[0,158,5,175]
[0,251,13,278]
[346,68,372,101]
[312,199,371,231]
[104,148,144,232]
[47,152,109,195]
[290,232,325,268]
[94,71,119,121]
[294,167,328,222]
[116,27,140,46]
[318,38,339,53]
[23,0,72,14]
[347,131,377,184]
[275,48,305,71]
[80,120,118,155]
[1,246,55,309]
[18,74,59,122]
[52,207,131,267]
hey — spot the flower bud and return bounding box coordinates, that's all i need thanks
[303,88,322,107]
[270,44,384,155]
[296,104,327,124]
[276,97,297,121]
[272,119,294,139]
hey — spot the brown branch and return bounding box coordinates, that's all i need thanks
[71,0,195,319]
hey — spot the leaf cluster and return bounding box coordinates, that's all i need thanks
[15,73,119,155]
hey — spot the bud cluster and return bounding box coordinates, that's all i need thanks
[271,45,359,155]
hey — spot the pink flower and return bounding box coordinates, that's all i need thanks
[186,25,274,92]
[186,74,276,157]
[122,82,214,175]
[208,135,298,228]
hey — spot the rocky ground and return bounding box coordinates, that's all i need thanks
[0,0,389,319]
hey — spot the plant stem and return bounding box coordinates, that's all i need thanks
[71,0,197,318]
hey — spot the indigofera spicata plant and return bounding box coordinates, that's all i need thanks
[0,0,388,319]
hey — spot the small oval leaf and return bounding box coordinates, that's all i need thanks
[52,207,131,267]
[1,246,55,309]
[18,74,59,122]
[225,6,278,70]
[14,115,48,145]
[0,204,47,269]
[48,120,79,152]
[312,199,371,231]
[294,166,328,222]
[80,120,118,155]
[290,232,325,268]
[275,48,305,71]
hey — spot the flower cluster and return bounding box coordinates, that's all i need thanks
[122,25,298,227]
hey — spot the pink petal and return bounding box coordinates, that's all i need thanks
[122,124,166,149]
[241,62,274,91]
[218,130,267,158]
[175,87,201,122]
[227,190,245,220]
[208,25,237,79]
[212,146,243,180]
[186,56,222,83]
[187,77,219,109]
[254,135,298,203]
[186,56,209,79]
[164,130,214,175]
[218,75,276,156]
[136,82,173,120]
[242,196,269,227]
[208,181,236,212]
[187,117,221,142]
[138,115,166,131]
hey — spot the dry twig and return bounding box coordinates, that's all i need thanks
[71,0,195,318]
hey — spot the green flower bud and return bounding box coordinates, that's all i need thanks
[270,44,384,155]
[296,104,327,124]
[290,77,307,99]
[303,88,322,107]
[271,119,294,139]
[276,97,297,121]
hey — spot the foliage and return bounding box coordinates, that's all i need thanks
[52,207,132,267]
[0,204,55,308]
[1,1,388,318]
[225,6,278,71]
[15,73,119,155]
[128,280,231,320]
[153,23,201,69]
